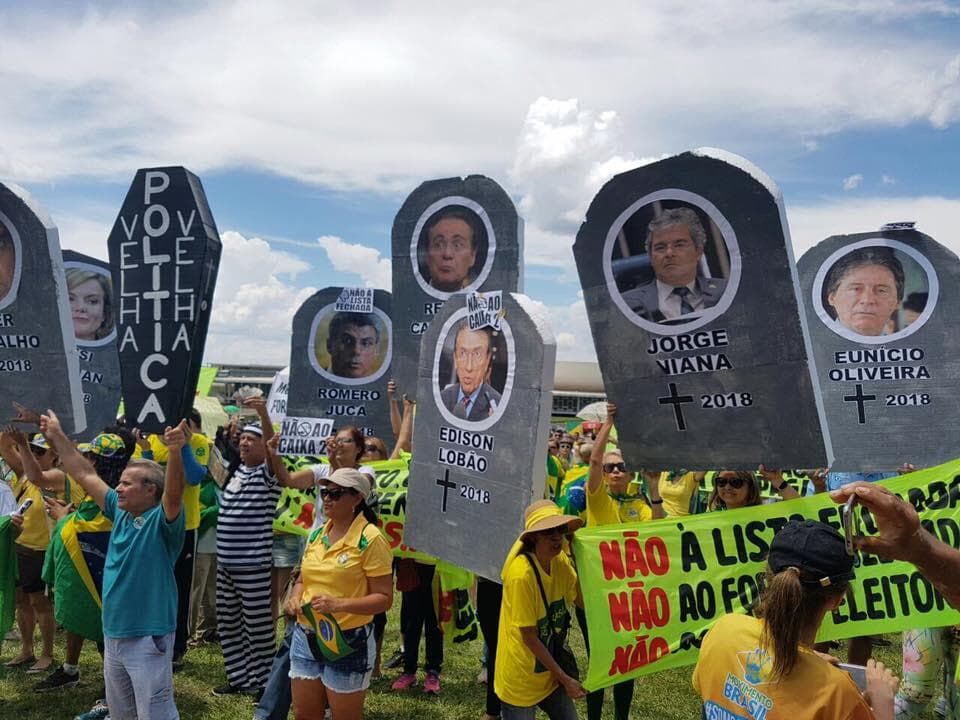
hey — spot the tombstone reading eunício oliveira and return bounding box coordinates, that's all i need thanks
[390,175,522,399]
[62,250,121,440]
[107,167,222,433]
[287,287,393,441]
[574,149,831,469]
[404,291,555,580]
[0,182,85,433]
[798,227,960,470]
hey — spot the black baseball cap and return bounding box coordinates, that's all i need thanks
[768,520,855,588]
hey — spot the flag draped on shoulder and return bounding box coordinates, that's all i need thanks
[0,516,16,638]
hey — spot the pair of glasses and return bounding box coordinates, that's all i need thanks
[603,462,627,473]
[716,477,745,489]
[319,487,354,501]
[330,437,355,446]
[559,443,572,449]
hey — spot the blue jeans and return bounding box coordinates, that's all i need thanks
[104,632,178,720]
[254,621,294,720]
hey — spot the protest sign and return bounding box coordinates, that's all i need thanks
[287,287,393,440]
[278,416,334,456]
[390,175,522,399]
[266,366,289,423]
[573,149,830,469]
[573,462,960,691]
[62,250,122,440]
[404,292,555,580]
[107,167,221,433]
[0,182,85,433]
[798,228,960,470]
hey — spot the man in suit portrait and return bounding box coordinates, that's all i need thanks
[323,312,382,379]
[440,320,501,421]
[620,207,726,323]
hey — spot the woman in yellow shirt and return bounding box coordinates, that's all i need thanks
[286,468,393,720]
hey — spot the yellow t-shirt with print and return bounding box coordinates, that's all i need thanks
[135,433,210,531]
[693,613,873,720]
[494,552,578,707]
[299,513,393,631]
[585,481,653,527]
[658,471,700,517]
[12,472,86,551]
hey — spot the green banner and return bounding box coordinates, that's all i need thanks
[572,461,960,691]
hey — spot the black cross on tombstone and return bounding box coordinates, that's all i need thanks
[436,469,456,512]
[658,382,695,431]
[843,384,877,424]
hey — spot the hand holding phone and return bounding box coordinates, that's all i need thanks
[14,497,33,516]
[842,495,860,556]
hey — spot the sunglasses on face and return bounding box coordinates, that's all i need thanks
[559,443,572,449]
[603,462,627,473]
[537,526,568,538]
[716,477,745,489]
[30,447,48,457]
[319,486,355,501]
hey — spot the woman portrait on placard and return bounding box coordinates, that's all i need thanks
[65,267,114,342]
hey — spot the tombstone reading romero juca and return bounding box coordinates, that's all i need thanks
[404,291,555,580]
[0,182,85,433]
[573,149,831,469]
[390,175,522,399]
[287,287,394,441]
[107,167,221,433]
[798,227,960,470]
[62,250,122,441]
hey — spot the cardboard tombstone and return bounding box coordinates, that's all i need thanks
[62,250,122,440]
[798,227,960,470]
[404,291,555,580]
[0,182,85,433]
[266,366,289,424]
[107,167,221,433]
[573,149,831,470]
[286,287,394,442]
[390,175,522,399]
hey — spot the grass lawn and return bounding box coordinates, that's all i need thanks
[0,611,940,719]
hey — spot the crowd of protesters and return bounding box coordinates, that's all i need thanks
[1,390,959,720]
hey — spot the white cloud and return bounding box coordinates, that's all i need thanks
[316,235,391,289]
[882,174,897,185]
[526,293,597,363]
[842,173,863,190]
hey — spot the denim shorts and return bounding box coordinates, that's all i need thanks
[289,622,375,694]
[272,533,306,569]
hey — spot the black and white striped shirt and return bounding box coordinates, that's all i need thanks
[216,461,281,566]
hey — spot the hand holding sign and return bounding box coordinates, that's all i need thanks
[164,420,188,452]
[133,428,151,452]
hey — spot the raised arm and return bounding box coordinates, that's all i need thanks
[0,430,24,478]
[389,394,415,460]
[40,410,109,509]
[244,397,274,446]
[759,465,799,501]
[588,402,616,495]
[265,434,293,487]
[387,379,401,442]
[7,430,66,492]
[162,421,187,521]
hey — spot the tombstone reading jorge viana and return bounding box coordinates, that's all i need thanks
[404,291,555,580]
[107,167,222,433]
[798,225,960,470]
[574,149,831,469]
[390,175,522,399]
[287,287,394,441]
[62,250,122,440]
[0,182,85,433]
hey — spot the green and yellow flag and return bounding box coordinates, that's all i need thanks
[300,604,356,661]
[0,516,17,638]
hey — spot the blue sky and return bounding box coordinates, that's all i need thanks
[3,0,959,364]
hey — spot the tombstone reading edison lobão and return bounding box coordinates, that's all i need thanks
[404,291,555,580]
[287,287,393,442]
[390,175,522,399]
[62,250,122,441]
[798,228,960,470]
[0,182,85,433]
[573,149,830,469]
[107,167,222,433]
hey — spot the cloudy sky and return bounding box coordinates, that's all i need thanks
[3,0,959,366]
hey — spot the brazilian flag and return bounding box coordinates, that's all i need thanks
[42,498,112,642]
[300,604,356,661]
[0,516,16,637]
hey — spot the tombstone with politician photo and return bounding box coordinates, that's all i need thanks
[0,182,86,433]
[107,166,222,433]
[390,175,522,399]
[574,149,830,469]
[287,286,394,442]
[404,291,555,581]
[798,225,960,470]
[62,250,122,441]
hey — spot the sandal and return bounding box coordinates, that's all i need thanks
[26,657,53,674]
[4,653,36,668]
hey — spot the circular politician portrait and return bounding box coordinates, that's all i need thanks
[603,190,741,336]
[411,197,496,299]
[64,262,116,346]
[309,305,393,385]
[0,212,22,310]
[432,310,514,431]
[812,239,938,344]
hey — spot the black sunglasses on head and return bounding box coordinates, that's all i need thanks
[716,477,745,489]
[603,462,627,473]
[319,486,356,501]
